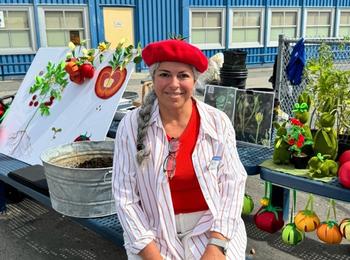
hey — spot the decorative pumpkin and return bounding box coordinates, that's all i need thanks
[282,223,304,245]
[339,218,350,240]
[316,221,342,244]
[294,195,320,232]
[294,210,320,232]
[242,194,254,215]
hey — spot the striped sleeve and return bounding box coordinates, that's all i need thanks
[210,114,247,239]
[112,114,155,254]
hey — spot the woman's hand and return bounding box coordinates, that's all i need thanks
[139,241,163,260]
[200,245,226,260]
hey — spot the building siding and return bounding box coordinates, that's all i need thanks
[1,0,349,76]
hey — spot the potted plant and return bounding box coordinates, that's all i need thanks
[285,118,313,169]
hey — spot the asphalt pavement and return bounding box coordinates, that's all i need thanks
[0,69,350,260]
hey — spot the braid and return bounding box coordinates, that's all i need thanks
[136,90,157,165]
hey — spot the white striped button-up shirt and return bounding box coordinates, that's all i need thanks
[112,98,247,259]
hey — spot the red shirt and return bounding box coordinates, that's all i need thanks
[168,101,209,214]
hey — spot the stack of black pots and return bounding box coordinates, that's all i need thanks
[220,50,248,89]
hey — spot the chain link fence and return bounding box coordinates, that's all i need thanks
[275,35,350,145]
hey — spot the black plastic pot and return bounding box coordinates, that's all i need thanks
[223,50,247,66]
[220,77,247,88]
[291,154,309,169]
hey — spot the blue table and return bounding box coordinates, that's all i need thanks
[260,166,350,202]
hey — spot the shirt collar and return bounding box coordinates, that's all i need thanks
[149,97,219,141]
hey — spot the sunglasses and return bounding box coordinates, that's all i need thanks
[163,137,180,180]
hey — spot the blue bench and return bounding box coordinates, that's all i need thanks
[0,142,273,248]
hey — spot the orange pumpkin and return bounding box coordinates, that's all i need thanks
[294,210,320,232]
[339,218,350,240]
[316,221,342,244]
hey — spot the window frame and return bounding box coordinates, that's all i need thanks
[38,6,90,48]
[0,5,36,54]
[229,8,264,48]
[337,9,350,37]
[304,8,334,38]
[267,8,301,47]
[189,8,226,50]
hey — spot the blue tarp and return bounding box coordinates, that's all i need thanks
[286,38,306,85]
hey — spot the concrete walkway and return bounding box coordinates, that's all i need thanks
[0,69,350,260]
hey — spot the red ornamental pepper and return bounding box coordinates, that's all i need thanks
[288,139,295,145]
[296,134,305,148]
[290,118,303,126]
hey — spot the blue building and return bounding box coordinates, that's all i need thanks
[1,0,350,77]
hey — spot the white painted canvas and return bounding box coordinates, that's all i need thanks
[0,47,134,164]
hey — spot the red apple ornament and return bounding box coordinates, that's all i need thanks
[339,150,350,166]
[338,161,350,189]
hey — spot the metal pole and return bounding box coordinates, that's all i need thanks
[275,34,285,101]
[0,181,6,213]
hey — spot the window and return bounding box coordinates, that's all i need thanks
[339,11,350,37]
[0,8,35,53]
[190,10,224,49]
[306,11,332,38]
[42,9,87,47]
[270,10,298,42]
[231,9,263,47]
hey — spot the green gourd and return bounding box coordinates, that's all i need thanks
[273,122,291,165]
[242,194,254,215]
[282,223,304,245]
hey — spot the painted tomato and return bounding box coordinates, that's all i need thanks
[80,63,95,79]
[95,66,127,99]
[65,58,80,76]
[70,72,84,85]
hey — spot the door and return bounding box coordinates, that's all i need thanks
[103,7,134,48]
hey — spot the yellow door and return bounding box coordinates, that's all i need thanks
[103,7,134,48]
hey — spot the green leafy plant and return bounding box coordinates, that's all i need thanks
[305,41,350,134]
[109,41,142,71]
[29,61,68,116]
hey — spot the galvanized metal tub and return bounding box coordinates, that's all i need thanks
[41,141,116,218]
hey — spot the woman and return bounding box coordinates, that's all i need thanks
[112,39,247,260]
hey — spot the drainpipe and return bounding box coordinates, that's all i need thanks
[33,0,41,49]
[87,0,98,47]
[225,0,230,50]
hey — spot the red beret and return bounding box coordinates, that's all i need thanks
[142,39,208,73]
